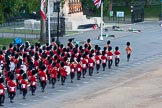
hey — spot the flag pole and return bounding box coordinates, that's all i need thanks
[48,0,51,44]
[99,1,103,40]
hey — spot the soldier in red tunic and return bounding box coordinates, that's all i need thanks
[88,54,95,76]
[86,38,92,47]
[38,65,47,92]
[50,63,57,88]
[21,73,28,99]
[60,62,67,85]
[76,58,82,80]
[30,70,37,95]
[7,74,16,103]
[101,51,107,71]
[0,77,5,106]
[106,40,111,49]
[17,69,24,94]
[69,58,76,83]
[114,46,120,67]
[125,42,132,62]
[95,52,101,73]
[81,54,88,78]
[107,46,113,69]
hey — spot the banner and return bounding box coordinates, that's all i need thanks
[93,0,102,8]
[40,0,46,20]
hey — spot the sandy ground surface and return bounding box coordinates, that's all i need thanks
[61,63,162,108]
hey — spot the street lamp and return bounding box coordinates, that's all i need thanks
[161,0,162,20]
[130,5,134,23]
[54,1,60,45]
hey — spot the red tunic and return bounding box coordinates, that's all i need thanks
[81,59,87,69]
[76,63,82,72]
[70,63,75,73]
[60,67,67,77]
[7,80,16,93]
[0,84,5,95]
[50,67,57,78]
[17,75,23,84]
[88,58,94,68]
[107,51,113,60]
[47,64,53,73]
[95,55,101,65]
[101,55,107,64]
[15,68,20,78]
[39,71,47,82]
[21,79,28,89]
[114,50,120,58]
[34,60,39,69]
[30,75,37,86]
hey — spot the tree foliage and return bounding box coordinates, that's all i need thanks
[0,0,40,23]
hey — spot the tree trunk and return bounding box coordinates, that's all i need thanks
[108,0,113,13]
[40,0,47,44]
[125,0,129,6]
[40,19,47,43]
[144,0,148,7]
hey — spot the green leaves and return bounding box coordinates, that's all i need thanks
[0,0,40,22]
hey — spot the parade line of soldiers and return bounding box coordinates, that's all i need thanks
[0,38,132,106]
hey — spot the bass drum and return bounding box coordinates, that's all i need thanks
[64,66,70,75]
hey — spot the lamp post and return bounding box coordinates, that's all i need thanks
[130,5,134,23]
[161,0,162,20]
[54,1,60,45]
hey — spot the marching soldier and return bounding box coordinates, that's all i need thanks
[106,40,111,49]
[50,63,57,88]
[17,69,24,94]
[69,58,76,83]
[38,65,47,92]
[0,77,5,106]
[125,42,132,62]
[81,54,88,78]
[60,62,67,85]
[95,52,101,73]
[101,51,107,71]
[30,70,37,95]
[107,46,113,69]
[114,46,120,67]
[76,58,82,80]
[88,54,95,76]
[7,74,16,103]
[21,73,28,99]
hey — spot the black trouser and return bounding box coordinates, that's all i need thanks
[115,58,120,66]
[18,84,22,94]
[96,64,100,73]
[82,69,87,77]
[16,79,19,89]
[22,89,27,98]
[30,86,36,94]
[47,73,51,84]
[41,81,46,91]
[127,54,131,61]
[102,63,106,71]
[9,92,15,101]
[51,78,56,87]
[70,73,75,81]
[61,76,66,85]
[108,60,113,69]
[89,67,93,76]
[77,72,81,80]
[0,95,5,105]
[57,72,61,81]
